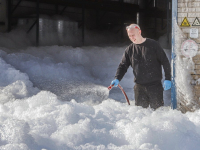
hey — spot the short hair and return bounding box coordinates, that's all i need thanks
[126,24,140,30]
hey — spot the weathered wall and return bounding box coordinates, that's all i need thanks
[177,0,200,112]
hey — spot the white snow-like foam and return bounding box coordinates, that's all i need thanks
[0,57,39,103]
[0,45,135,104]
[0,30,199,150]
[1,93,200,150]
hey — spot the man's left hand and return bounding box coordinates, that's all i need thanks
[163,80,171,90]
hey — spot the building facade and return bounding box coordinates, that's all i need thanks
[176,0,200,112]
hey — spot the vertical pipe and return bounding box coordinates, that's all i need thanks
[36,0,39,46]
[96,9,99,29]
[7,0,12,32]
[171,0,177,109]
[136,12,139,25]
[154,0,157,38]
[55,4,58,14]
[167,0,169,43]
[121,0,124,38]
[82,4,85,45]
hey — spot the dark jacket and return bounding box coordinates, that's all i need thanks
[115,38,171,85]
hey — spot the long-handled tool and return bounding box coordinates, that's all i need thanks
[108,84,130,105]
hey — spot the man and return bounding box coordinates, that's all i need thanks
[111,24,171,109]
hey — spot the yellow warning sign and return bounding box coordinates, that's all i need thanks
[180,17,190,27]
[192,17,200,26]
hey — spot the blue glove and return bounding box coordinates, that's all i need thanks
[111,79,119,87]
[163,80,171,90]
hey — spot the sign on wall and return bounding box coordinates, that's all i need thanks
[180,17,190,27]
[181,39,198,58]
[190,28,199,38]
[192,17,200,26]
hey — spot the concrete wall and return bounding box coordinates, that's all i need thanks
[177,0,200,112]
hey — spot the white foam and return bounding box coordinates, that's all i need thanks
[0,29,199,150]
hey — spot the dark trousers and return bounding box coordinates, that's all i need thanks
[134,83,164,109]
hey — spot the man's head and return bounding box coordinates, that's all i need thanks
[126,24,143,44]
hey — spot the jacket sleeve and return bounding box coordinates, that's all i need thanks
[156,42,171,81]
[115,48,131,81]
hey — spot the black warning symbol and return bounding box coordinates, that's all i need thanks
[192,17,200,26]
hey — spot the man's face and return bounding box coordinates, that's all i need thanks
[127,28,141,44]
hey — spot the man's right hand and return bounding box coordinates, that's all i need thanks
[111,79,119,87]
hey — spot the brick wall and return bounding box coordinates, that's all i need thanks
[177,0,200,112]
